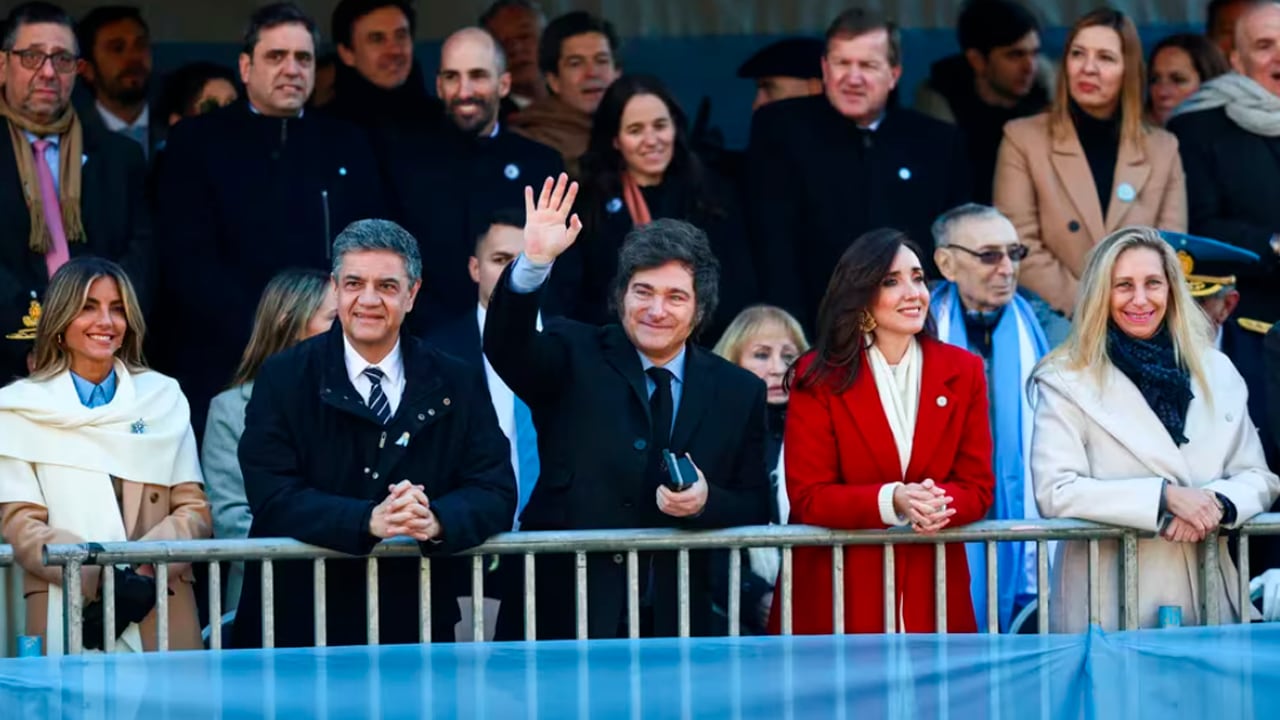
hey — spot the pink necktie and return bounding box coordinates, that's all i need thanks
[31,139,69,278]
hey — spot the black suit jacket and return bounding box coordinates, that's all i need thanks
[231,325,516,648]
[1256,323,1280,577]
[1169,107,1280,321]
[152,101,386,436]
[483,263,771,639]
[746,97,971,329]
[428,310,484,368]
[382,126,567,335]
[0,119,151,382]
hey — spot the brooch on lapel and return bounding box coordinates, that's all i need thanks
[395,432,410,447]
[131,419,147,434]
[504,163,520,180]
[936,396,948,407]
[606,197,623,214]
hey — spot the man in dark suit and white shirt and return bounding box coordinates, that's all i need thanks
[233,219,516,648]
[485,174,771,640]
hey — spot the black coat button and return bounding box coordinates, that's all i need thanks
[633,438,647,451]
[623,500,634,509]
[1068,220,1080,233]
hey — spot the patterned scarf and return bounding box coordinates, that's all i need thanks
[1106,324,1193,445]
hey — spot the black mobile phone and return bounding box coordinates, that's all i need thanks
[662,450,698,491]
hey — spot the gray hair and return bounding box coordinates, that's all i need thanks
[610,218,720,336]
[331,219,422,284]
[931,203,1011,248]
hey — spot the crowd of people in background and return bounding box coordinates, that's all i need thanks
[1,0,1280,655]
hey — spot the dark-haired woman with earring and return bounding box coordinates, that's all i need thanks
[770,228,994,635]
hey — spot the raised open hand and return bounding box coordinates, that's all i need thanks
[524,173,582,264]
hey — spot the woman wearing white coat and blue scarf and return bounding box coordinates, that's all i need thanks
[931,204,1053,633]
[1031,226,1280,631]
[0,258,210,655]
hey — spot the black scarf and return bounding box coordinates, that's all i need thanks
[1106,324,1193,445]
[326,62,443,131]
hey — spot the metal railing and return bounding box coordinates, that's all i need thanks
[12,514,1280,655]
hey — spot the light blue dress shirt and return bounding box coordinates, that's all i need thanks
[22,131,60,191]
[71,370,118,408]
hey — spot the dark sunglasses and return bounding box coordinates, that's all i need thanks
[947,243,1029,266]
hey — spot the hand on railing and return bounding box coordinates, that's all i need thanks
[369,480,441,542]
[893,479,955,535]
[1161,517,1205,543]
[1251,569,1280,622]
[82,566,159,651]
[1164,486,1222,538]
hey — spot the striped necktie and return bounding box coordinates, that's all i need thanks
[363,366,392,424]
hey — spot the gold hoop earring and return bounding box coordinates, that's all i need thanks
[859,312,877,333]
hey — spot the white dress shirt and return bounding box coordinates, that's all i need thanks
[477,303,540,494]
[343,335,405,417]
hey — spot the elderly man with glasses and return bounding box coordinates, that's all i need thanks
[928,202,1066,634]
[0,1,150,383]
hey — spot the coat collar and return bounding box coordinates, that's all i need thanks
[1050,124,1151,238]
[319,325,444,425]
[840,337,963,481]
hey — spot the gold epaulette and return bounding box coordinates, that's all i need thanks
[4,299,40,341]
[1237,317,1273,335]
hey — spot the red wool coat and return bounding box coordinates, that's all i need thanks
[770,338,995,634]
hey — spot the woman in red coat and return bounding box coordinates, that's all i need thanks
[771,229,995,634]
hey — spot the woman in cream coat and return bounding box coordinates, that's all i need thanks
[1031,227,1279,632]
[0,258,210,654]
[994,8,1186,316]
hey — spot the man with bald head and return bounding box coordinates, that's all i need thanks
[1170,1,1280,322]
[384,26,565,336]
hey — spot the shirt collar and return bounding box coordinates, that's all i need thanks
[342,333,404,389]
[23,130,59,146]
[70,369,118,408]
[638,345,687,385]
[96,102,149,133]
[487,121,501,138]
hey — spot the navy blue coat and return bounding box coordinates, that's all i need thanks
[231,325,516,648]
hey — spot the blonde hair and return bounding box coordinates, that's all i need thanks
[1050,7,1149,151]
[713,305,810,365]
[230,269,332,387]
[1040,226,1213,399]
[30,257,147,381]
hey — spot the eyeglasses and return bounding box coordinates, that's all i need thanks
[947,243,1029,266]
[6,48,78,74]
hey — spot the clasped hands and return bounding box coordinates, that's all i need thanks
[369,480,442,542]
[892,479,956,535]
[1162,485,1224,543]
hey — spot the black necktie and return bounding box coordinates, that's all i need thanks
[363,366,392,424]
[646,367,674,448]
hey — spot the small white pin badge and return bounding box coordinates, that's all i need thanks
[131,419,147,434]
[606,197,623,214]
[1116,182,1136,202]
[396,432,410,447]
[338,167,348,177]
[898,167,912,181]
[936,396,948,408]
[504,163,520,180]
[81,154,88,167]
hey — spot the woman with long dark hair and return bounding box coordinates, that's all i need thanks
[572,74,753,335]
[772,229,994,634]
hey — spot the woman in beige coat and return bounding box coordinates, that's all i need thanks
[1031,227,1279,632]
[994,8,1187,316]
[0,258,210,655]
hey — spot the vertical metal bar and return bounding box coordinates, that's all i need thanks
[626,551,640,640]
[1088,539,1100,627]
[727,549,742,638]
[831,545,845,635]
[677,549,691,639]
[1122,534,1139,630]
[261,560,275,649]
[935,543,948,633]
[64,561,83,655]
[1238,534,1251,626]
[156,563,170,652]
[986,541,998,634]
[883,543,896,633]
[366,557,380,645]
[102,564,116,652]
[209,560,222,650]
[314,558,327,647]
[1203,532,1222,626]
[575,552,588,640]
[419,557,432,643]
[471,555,486,642]
[1037,541,1049,635]
[780,546,793,636]
[523,553,536,642]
